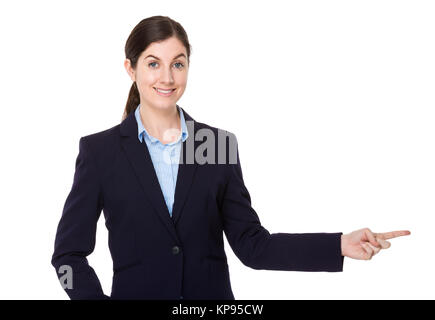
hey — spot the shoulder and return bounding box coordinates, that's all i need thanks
[79,123,121,153]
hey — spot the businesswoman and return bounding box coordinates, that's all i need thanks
[51,15,411,300]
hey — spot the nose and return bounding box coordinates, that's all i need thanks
[159,66,175,84]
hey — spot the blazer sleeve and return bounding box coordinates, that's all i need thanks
[51,137,110,299]
[221,142,344,272]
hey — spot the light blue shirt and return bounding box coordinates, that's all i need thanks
[134,104,189,217]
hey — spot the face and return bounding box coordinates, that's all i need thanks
[124,36,189,112]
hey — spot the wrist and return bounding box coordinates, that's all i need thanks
[341,234,346,257]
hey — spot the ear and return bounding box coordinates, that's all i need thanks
[124,58,136,82]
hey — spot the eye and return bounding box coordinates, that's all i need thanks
[147,62,185,69]
[148,62,158,68]
[174,62,184,69]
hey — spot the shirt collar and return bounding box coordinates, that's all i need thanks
[134,104,189,145]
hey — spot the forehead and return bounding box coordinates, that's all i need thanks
[141,37,187,59]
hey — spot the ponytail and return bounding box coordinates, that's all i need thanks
[122,82,140,121]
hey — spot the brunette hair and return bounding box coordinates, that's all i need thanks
[122,16,192,121]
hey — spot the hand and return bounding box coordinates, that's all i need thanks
[341,228,411,260]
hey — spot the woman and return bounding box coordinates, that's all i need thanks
[51,16,411,300]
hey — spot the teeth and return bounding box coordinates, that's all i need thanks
[155,88,174,94]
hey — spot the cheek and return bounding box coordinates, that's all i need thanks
[175,75,188,87]
[137,72,157,86]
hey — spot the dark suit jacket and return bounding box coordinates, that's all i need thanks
[51,107,344,300]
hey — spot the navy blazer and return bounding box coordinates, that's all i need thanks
[51,107,344,300]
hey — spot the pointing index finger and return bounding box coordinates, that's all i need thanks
[378,230,411,240]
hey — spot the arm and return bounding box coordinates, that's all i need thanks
[51,137,110,299]
[221,143,344,272]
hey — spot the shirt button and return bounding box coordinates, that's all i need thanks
[172,246,180,255]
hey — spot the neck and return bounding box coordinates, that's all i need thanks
[139,103,181,143]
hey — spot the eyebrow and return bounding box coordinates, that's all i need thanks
[144,53,187,60]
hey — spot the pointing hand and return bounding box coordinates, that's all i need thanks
[341,228,411,260]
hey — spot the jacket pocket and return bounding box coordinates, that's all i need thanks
[113,259,142,274]
[205,255,228,264]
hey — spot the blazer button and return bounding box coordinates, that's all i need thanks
[172,246,180,255]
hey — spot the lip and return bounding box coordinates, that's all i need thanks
[154,87,176,97]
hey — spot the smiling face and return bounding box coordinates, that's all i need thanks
[124,36,189,112]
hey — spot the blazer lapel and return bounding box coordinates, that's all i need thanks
[119,106,199,242]
[120,110,178,243]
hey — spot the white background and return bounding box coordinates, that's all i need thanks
[0,0,433,299]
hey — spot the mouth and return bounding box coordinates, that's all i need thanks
[154,87,176,97]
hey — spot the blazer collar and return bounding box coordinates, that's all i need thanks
[120,104,195,137]
[120,105,199,244]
